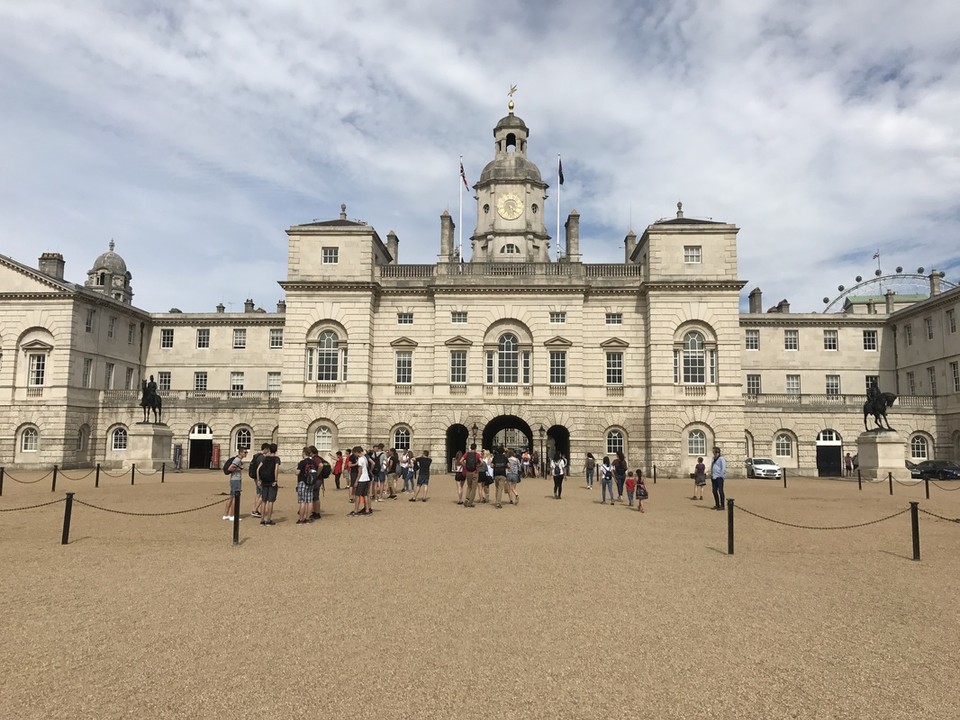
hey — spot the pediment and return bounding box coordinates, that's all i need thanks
[600,337,630,349]
[444,335,473,347]
[21,339,54,353]
[0,255,72,294]
[390,336,419,348]
[543,336,572,347]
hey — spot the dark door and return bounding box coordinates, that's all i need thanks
[189,439,213,469]
[816,446,842,477]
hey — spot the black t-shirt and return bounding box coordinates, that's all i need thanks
[349,454,359,481]
[297,458,313,483]
[414,456,432,477]
[259,456,280,484]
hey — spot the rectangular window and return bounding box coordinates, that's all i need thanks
[268,329,283,348]
[160,328,174,348]
[82,358,93,388]
[107,317,116,339]
[451,311,468,324]
[230,371,245,397]
[745,329,759,350]
[125,367,135,390]
[951,361,959,393]
[786,374,801,395]
[549,350,566,385]
[128,323,136,344]
[157,371,171,392]
[305,348,315,382]
[823,329,838,351]
[397,312,414,325]
[925,317,934,340]
[825,374,840,396]
[450,351,467,384]
[267,371,282,392]
[549,311,566,324]
[906,371,916,395]
[905,324,913,346]
[865,375,879,393]
[784,329,799,351]
[197,328,210,349]
[194,371,208,394]
[395,351,412,384]
[233,328,246,349]
[605,312,622,325]
[863,330,877,351]
[522,351,531,385]
[322,247,339,264]
[947,308,957,334]
[927,367,937,395]
[105,362,115,390]
[85,309,95,333]
[746,374,761,395]
[485,351,494,384]
[606,352,623,386]
[683,245,702,263]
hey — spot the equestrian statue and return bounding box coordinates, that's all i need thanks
[140,374,163,424]
[863,384,896,432]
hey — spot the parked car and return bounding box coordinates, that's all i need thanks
[905,461,922,479]
[745,457,782,479]
[913,460,960,481]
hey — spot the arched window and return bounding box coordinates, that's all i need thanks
[498,333,519,384]
[910,435,929,460]
[112,428,128,450]
[674,329,716,384]
[21,427,39,452]
[688,430,706,456]
[236,428,252,451]
[775,433,793,457]
[500,244,520,254]
[76,426,88,451]
[307,330,346,382]
[394,427,411,451]
[314,425,333,453]
[606,429,624,456]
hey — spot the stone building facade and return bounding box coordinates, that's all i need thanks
[1,108,957,474]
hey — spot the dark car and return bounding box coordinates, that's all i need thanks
[905,461,922,479]
[914,460,960,480]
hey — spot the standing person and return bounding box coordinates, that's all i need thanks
[599,456,615,505]
[347,447,360,504]
[505,449,520,505]
[584,452,596,489]
[310,447,329,519]
[462,443,482,508]
[257,443,281,526]
[410,449,432,502]
[551,452,566,499]
[332,450,344,490]
[491,446,509,509]
[613,451,628,502]
[480,451,494,504]
[295,447,316,525]
[222,448,247,521]
[249,442,270,518]
[372,444,386,502]
[521,450,531,479]
[692,456,706,500]
[844,452,854,477]
[636,473,648,513]
[453,451,466,504]
[384,448,399,499]
[350,445,372,516]
[711,447,727,511]
[403,449,416,494]
[625,471,637,506]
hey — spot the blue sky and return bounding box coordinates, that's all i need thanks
[1,0,958,313]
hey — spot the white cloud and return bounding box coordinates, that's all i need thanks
[0,0,958,312]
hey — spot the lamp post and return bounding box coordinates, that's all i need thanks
[538,425,545,478]
[471,423,478,448]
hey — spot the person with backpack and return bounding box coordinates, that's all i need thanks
[409,449,432,502]
[332,450,344,490]
[462,442,482,508]
[551,452,567,499]
[350,445,373,517]
[309,446,329,520]
[295,446,317,525]
[257,443,281,525]
[584,452,596,489]
[384,448,399,499]
[372,443,387,501]
[491,446,510,509]
[599,456,615,505]
[249,442,270,518]
[221,448,247,521]
[612,451,628,502]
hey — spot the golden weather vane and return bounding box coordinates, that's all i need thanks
[508,84,517,111]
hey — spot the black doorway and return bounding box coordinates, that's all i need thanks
[189,439,213,469]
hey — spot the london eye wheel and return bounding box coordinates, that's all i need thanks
[822,266,957,313]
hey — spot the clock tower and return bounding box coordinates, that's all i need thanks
[470,101,551,262]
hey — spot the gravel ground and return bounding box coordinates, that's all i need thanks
[2,468,959,719]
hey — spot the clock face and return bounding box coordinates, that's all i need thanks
[496,193,524,220]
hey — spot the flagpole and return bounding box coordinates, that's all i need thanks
[556,154,561,261]
[458,155,463,262]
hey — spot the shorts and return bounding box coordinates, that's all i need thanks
[297,481,312,504]
[417,474,430,486]
[482,476,494,486]
[355,480,370,497]
[255,483,262,497]
[312,484,321,501]
[261,484,278,503]
[506,472,518,483]
[229,478,241,495]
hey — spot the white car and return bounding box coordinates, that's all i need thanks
[745,457,782,479]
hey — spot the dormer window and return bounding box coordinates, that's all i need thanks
[97,272,105,286]
[500,244,520,254]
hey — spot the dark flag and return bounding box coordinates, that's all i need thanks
[558,157,564,185]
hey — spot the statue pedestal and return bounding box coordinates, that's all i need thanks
[857,430,905,482]
[125,423,173,471]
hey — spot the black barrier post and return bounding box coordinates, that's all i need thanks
[232,491,241,546]
[95,463,101,488]
[888,472,893,495]
[783,468,787,489]
[61,492,75,545]
[131,464,136,485]
[653,464,657,484]
[909,501,920,561]
[924,476,929,500]
[0,466,5,496]
[51,465,59,493]
[857,469,862,491]
[727,498,735,555]
[161,462,166,484]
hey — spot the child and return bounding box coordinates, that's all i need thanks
[636,473,648,513]
[693,456,706,500]
[625,471,637,506]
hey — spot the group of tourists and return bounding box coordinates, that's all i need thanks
[221,442,730,524]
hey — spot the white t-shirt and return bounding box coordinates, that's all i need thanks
[357,454,371,483]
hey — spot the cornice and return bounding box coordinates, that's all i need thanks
[641,280,747,293]
[152,314,285,328]
[740,314,889,328]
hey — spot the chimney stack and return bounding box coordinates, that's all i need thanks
[624,230,637,263]
[216,303,225,314]
[244,298,255,313]
[930,269,942,296]
[39,252,65,280]
[439,211,455,262]
[277,300,286,313]
[386,231,399,265]
[748,287,763,314]
[564,210,581,262]
[885,289,896,314]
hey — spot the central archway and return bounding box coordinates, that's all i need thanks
[481,415,534,454]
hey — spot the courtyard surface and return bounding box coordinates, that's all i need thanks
[2,467,959,719]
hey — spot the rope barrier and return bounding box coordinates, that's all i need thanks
[73,497,224,517]
[735,504,910,530]
[98,469,131,478]
[930,481,960,492]
[0,498,67,512]
[918,508,960,524]
[893,478,923,486]
[57,469,95,481]
[133,468,162,475]
[5,470,53,484]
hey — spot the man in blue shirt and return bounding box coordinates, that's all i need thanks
[711,447,727,511]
